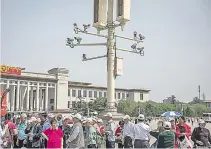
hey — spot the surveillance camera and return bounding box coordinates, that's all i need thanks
[139,50,144,56]
[131,43,137,50]
[74,37,82,44]
[83,24,90,32]
[134,31,137,38]
[82,54,87,60]
[137,47,144,51]
[139,34,145,40]
[73,23,77,28]
[67,38,74,44]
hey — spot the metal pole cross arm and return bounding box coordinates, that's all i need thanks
[115,35,143,42]
[116,48,140,54]
[74,43,107,46]
[79,30,108,38]
[82,55,107,61]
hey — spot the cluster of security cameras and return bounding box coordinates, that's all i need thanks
[66,23,91,48]
[131,31,145,56]
[73,23,91,34]
[66,37,82,48]
[133,31,145,42]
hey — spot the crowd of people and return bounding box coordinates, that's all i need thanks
[0,111,211,149]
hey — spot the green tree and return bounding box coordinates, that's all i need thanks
[185,106,192,117]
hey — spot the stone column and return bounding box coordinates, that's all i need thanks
[6,80,10,111]
[39,88,42,110]
[26,82,30,111]
[45,83,48,111]
[30,87,33,111]
[36,83,40,111]
[54,86,57,111]
[10,86,16,111]
[16,81,20,111]
[20,87,27,111]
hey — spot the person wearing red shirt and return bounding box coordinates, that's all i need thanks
[42,119,64,148]
[115,120,124,148]
[4,113,18,148]
[175,116,192,148]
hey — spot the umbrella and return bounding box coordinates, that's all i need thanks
[161,111,181,117]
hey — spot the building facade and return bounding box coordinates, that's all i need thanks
[0,64,150,112]
[204,100,211,109]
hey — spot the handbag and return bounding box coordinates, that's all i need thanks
[178,135,193,149]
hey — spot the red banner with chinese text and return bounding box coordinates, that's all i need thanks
[0,64,22,75]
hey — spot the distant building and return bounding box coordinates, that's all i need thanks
[163,97,173,104]
[0,64,150,113]
[203,100,211,109]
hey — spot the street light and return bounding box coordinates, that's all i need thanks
[66,0,146,114]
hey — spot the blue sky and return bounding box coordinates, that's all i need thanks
[1,0,211,102]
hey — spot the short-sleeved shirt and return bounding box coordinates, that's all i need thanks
[18,121,28,140]
[4,120,16,134]
[43,128,64,148]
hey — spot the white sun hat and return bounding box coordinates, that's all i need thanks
[164,121,172,129]
[73,113,82,120]
[123,115,130,120]
[198,119,205,124]
[137,114,145,120]
[103,112,112,117]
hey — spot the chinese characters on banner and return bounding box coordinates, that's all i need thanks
[0,64,22,75]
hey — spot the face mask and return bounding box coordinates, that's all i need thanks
[199,123,205,128]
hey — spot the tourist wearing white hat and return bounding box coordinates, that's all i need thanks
[133,114,151,148]
[62,117,72,148]
[24,117,42,148]
[123,115,134,148]
[17,113,28,148]
[157,121,175,148]
[84,118,97,148]
[40,113,51,148]
[66,113,85,148]
[103,112,116,148]
[191,119,211,147]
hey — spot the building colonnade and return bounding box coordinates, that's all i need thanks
[0,78,56,112]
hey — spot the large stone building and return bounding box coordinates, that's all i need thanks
[0,64,150,112]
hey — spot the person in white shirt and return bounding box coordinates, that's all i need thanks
[103,112,116,149]
[66,113,85,148]
[123,115,134,148]
[133,114,151,148]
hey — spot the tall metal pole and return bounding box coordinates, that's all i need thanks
[198,85,200,100]
[106,0,116,112]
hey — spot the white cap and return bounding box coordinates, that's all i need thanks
[48,113,55,118]
[103,112,112,117]
[73,113,82,120]
[84,118,93,123]
[164,121,171,129]
[28,117,37,123]
[36,118,41,123]
[137,114,145,120]
[97,119,103,123]
[21,113,27,118]
[198,119,205,124]
[123,115,130,120]
[169,117,175,121]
